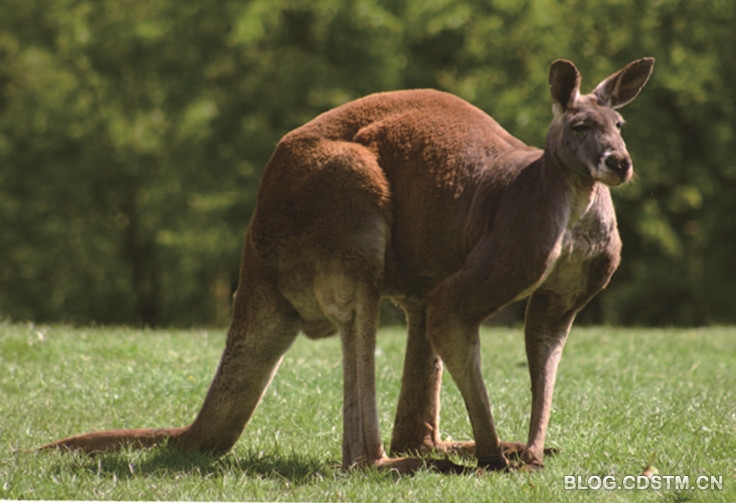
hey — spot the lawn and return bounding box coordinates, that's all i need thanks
[1,322,734,501]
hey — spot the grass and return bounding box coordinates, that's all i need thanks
[1,321,734,501]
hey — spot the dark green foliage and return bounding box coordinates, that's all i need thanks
[1,0,733,326]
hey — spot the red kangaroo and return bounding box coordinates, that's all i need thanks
[41,58,654,472]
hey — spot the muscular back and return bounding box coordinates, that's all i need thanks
[252,89,541,297]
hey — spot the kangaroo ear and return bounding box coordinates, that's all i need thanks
[549,59,581,116]
[593,57,655,109]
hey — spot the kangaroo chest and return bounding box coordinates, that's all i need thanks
[540,204,620,299]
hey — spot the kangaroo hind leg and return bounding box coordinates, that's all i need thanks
[389,300,479,459]
[389,300,444,455]
[315,273,385,469]
[317,272,465,474]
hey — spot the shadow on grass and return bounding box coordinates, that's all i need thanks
[47,443,558,482]
[52,446,334,485]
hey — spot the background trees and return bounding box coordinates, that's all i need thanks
[1,0,733,326]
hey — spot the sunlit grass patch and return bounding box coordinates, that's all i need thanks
[1,323,734,501]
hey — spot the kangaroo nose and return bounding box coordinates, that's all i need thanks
[605,152,631,174]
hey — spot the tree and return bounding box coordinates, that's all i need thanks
[1,0,734,326]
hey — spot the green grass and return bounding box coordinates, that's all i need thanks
[1,322,734,501]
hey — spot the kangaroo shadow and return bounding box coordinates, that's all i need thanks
[51,446,335,485]
[47,442,560,481]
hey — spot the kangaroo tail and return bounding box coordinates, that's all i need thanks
[37,426,188,454]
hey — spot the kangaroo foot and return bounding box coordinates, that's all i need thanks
[433,440,557,470]
[374,456,470,475]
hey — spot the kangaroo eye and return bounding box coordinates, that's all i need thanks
[615,121,624,130]
[571,122,590,132]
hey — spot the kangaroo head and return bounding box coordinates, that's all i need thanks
[546,58,654,187]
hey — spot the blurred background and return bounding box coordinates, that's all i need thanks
[1,0,733,327]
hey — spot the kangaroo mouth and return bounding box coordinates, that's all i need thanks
[601,167,633,186]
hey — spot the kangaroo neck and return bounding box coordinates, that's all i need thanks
[538,148,600,226]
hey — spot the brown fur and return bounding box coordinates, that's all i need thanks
[40,58,654,473]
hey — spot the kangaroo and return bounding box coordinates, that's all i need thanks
[41,58,654,472]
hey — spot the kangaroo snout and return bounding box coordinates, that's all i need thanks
[602,150,632,184]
